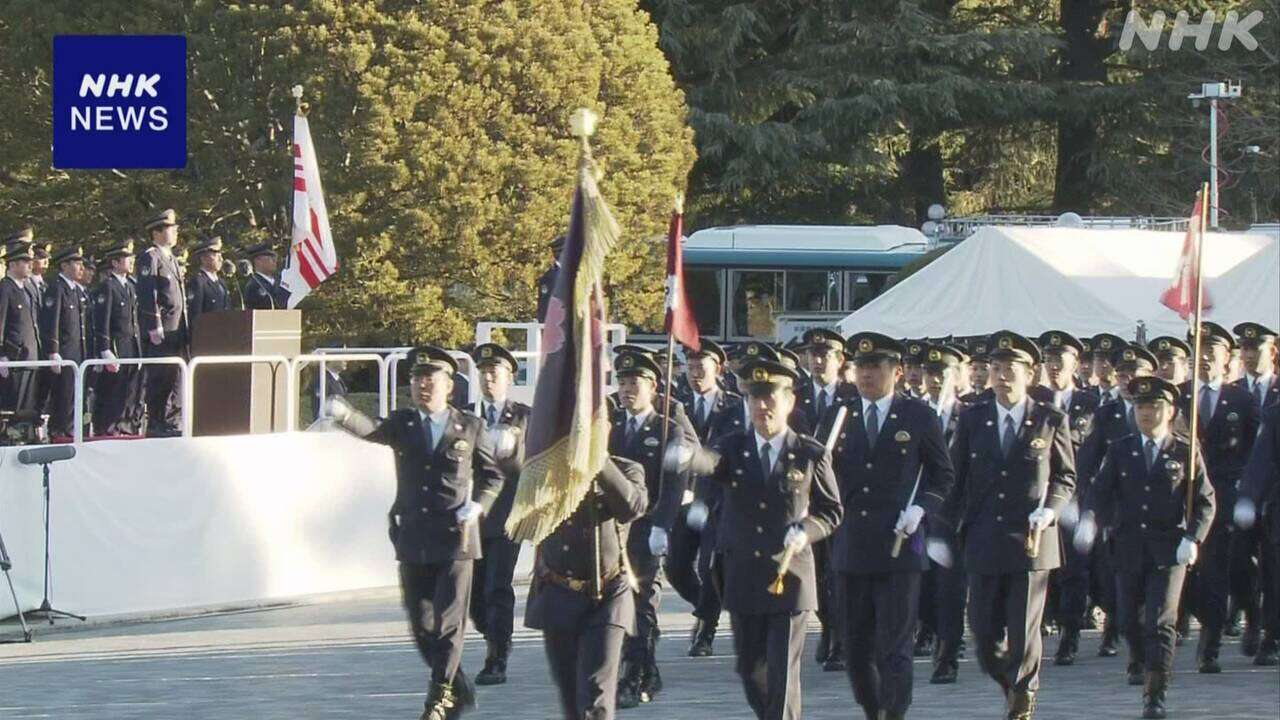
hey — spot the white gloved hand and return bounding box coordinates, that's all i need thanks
[663,442,693,473]
[0,356,8,379]
[1058,499,1080,530]
[148,328,164,345]
[894,504,925,536]
[49,353,63,374]
[648,526,669,556]
[100,349,119,373]
[1073,513,1098,553]
[487,424,518,460]
[1176,537,1199,566]
[324,396,352,423]
[1234,498,1257,530]
[686,501,709,531]
[455,500,483,525]
[1028,507,1056,532]
[783,525,808,552]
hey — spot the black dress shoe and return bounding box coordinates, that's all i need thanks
[1198,657,1222,674]
[823,655,846,672]
[616,681,641,710]
[930,663,958,684]
[1054,628,1079,666]
[1254,640,1278,667]
[815,630,831,664]
[913,633,935,658]
[1097,626,1119,658]
[1242,624,1261,657]
[475,656,507,686]
[1127,662,1145,686]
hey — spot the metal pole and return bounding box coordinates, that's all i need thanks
[1209,99,1219,228]
[1187,183,1209,521]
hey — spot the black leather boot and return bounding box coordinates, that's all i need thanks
[616,661,641,709]
[1098,620,1119,657]
[689,618,716,657]
[1198,625,1223,673]
[475,640,509,685]
[1142,671,1168,719]
[1054,624,1080,666]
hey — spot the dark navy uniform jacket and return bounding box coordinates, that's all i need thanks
[243,273,290,310]
[478,399,532,539]
[1077,398,1139,492]
[1242,404,1280,539]
[93,276,142,358]
[137,246,188,335]
[609,410,689,534]
[1086,433,1215,572]
[0,276,40,361]
[187,271,230,326]
[829,394,955,574]
[683,389,746,525]
[1184,382,1259,523]
[366,406,503,564]
[689,429,843,615]
[949,399,1076,575]
[40,277,88,361]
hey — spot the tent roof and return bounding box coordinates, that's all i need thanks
[836,226,1278,340]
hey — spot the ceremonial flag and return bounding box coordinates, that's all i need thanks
[280,107,337,308]
[506,109,619,544]
[1160,190,1212,321]
[664,196,699,351]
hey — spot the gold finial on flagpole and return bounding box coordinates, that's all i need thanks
[291,84,308,115]
[674,193,684,215]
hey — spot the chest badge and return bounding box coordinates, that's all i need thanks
[1029,438,1047,450]
[786,468,804,483]
[894,430,911,443]
[452,439,469,452]
[1165,459,1182,473]
[644,437,660,447]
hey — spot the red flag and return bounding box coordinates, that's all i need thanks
[280,110,338,308]
[1160,191,1212,320]
[664,198,700,351]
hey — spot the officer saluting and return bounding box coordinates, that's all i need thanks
[39,245,89,438]
[242,242,291,309]
[679,357,843,720]
[827,333,954,720]
[93,239,144,436]
[136,208,188,437]
[329,345,502,720]
[526,456,648,720]
[467,343,531,687]
[1074,376,1215,720]
[186,236,231,327]
[949,330,1075,720]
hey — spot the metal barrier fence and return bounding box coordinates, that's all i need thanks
[183,355,292,436]
[292,353,389,421]
[73,356,189,443]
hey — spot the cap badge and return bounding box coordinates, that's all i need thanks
[752,367,769,382]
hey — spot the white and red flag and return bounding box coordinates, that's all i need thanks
[280,111,337,308]
[664,196,699,351]
[1159,190,1212,321]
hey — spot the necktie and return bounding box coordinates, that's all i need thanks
[760,442,773,479]
[1126,405,1136,433]
[866,402,880,450]
[696,397,707,429]
[423,417,435,453]
[485,404,496,427]
[627,417,639,445]
[1256,381,1266,409]
[817,389,828,418]
[1145,438,1158,471]
[1001,415,1017,458]
[1198,386,1213,431]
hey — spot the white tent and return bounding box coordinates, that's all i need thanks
[836,226,1279,340]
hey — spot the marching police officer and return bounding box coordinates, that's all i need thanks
[242,242,291,309]
[137,209,188,437]
[1184,321,1259,674]
[827,333,954,720]
[467,343,531,687]
[1074,376,1215,719]
[1148,336,1192,387]
[609,350,691,708]
[1236,401,1280,667]
[39,246,89,438]
[961,338,992,404]
[0,242,42,414]
[93,240,144,436]
[1233,322,1277,409]
[526,456,647,720]
[1086,334,1126,404]
[677,339,745,657]
[330,345,502,720]
[949,330,1075,720]
[186,236,231,328]
[680,357,843,720]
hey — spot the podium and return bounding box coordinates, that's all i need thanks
[190,310,302,436]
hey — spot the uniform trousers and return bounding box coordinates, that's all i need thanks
[93,365,142,435]
[470,536,521,646]
[624,525,664,667]
[665,504,702,606]
[1114,560,1186,673]
[730,610,809,720]
[400,560,473,685]
[967,570,1050,693]
[1189,524,1231,658]
[840,571,920,716]
[142,333,184,435]
[933,554,968,668]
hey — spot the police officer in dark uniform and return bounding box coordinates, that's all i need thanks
[1085,334,1126,404]
[1237,401,1280,668]
[137,209,188,437]
[949,330,1075,720]
[901,340,928,399]
[961,338,992,404]
[331,345,503,720]
[186,236,231,328]
[241,242,290,310]
[1148,336,1192,387]
[466,343,531,687]
[1033,330,1100,666]
[536,235,565,323]
[826,333,953,720]
[1182,321,1259,674]
[676,339,745,657]
[93,240,144,436]
[1074,376,1215,719]
[26,238,50,310]
[526,456,647,720]
[39,245,89,438]
[681,357,843,720]
[0,242,42,414]
[610,350,691,708]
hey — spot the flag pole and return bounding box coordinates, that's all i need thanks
[655,196,684,541]
[1186,182,1209,522]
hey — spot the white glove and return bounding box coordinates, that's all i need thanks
[324,396,352,422]
[686,501,709,531]
[49,353,62,374]
[0,356,8,379]
[648,526,669,556]
[1028,507,1056,532]
[487,424,518,460]
[148,328,164,345]
[101,349,119,373]
[455,500,483,525]
[1073,513,1098,553]
[1176,537,1199,566]
[1058,499,1080,530]
[663,442,693,473]
[1234,498,1257,530]
[925,537,953,569]
[784,525,808,552]
[894,504,925,536]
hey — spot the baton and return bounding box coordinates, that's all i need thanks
[1026,490,1049,559]
[890,466,924,559]
[769,405,847,596]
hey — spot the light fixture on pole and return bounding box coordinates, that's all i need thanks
[1187,82,1242,229]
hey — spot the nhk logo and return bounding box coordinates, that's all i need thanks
[53,35,186,169]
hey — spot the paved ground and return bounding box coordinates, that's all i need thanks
[1,586,1276,720]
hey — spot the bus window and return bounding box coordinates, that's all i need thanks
[845,271,891,310]
[785,270,840,312]
[730,270,782,338]
[685,268,724,338]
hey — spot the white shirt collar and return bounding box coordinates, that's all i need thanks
[996,398,1028,428]
[696,387,719,406]
[755,430,786,468]
[813,378,838,399]
[112,271,129,286]
[419,407,451,427]
[861,393,893,419]
[204,269,219,282]
[483,397,507,418]
[59,273,77,288]
[626,408,652,428]
[255,272,275,285]
[1055,387,1073,408]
